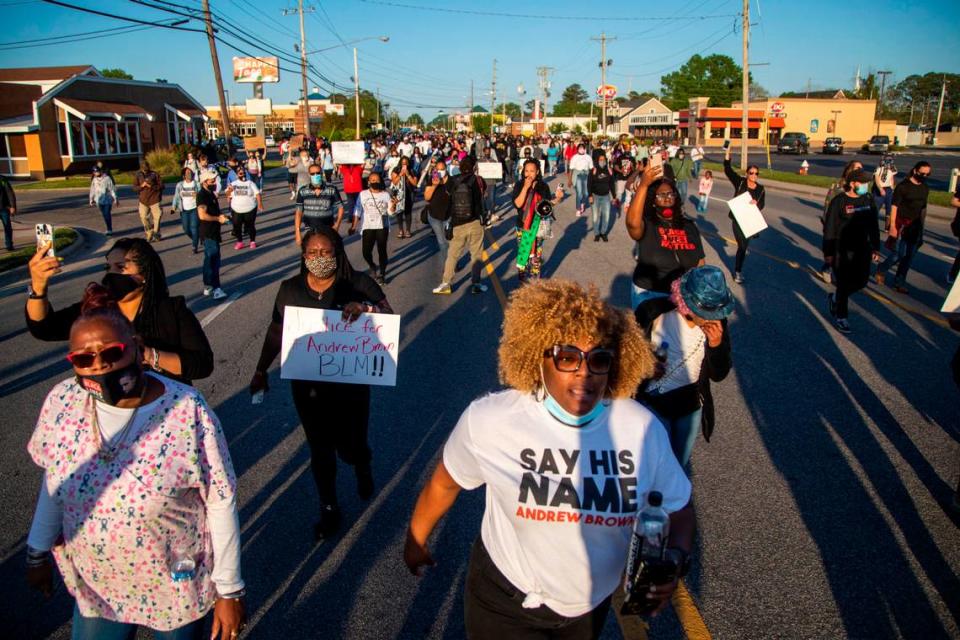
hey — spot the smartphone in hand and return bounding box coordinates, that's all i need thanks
[35,223,55,258]
[722,140,731,150]
[648,153,663,170]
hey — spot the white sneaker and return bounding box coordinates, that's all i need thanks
[212,288,228,300]
[289,192,296,201]
[432,283,452,295]
[203,287,213,296]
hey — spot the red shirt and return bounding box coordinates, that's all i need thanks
[564,145,577,161]
[339,164,364,194]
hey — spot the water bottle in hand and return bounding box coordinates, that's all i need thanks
[621,491,673,616]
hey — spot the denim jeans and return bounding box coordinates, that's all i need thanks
[71,604,205,640]
[97,202,113,233]
[591,194,611,235]
[1,207,13,250]
[692,159,702,178]
[428,216,448,269]
[697,194,710,213]
[877,235,919,286]
[677,177,689,205]
[572,171,589,211]
[202,238,221,288]
[875,190,893,226]
[649,406,703,468]
[483,181,496,217]
[180,208,199,250]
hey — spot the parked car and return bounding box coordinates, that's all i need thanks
[821,137,844,154]
[777,132,810,154]
[867,135,890,154]
[265,135,275,146]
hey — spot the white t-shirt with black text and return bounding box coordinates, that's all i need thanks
[443,389,691,617]
[229,179,260,213]
[356,189,392,231]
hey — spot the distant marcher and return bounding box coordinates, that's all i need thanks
[512,159,563,282]
[226,164,263,250]
[873,155,897,229]
[249,227,393,541]
[949,185,960,284]
[391,157,418,239]
[820,160,864,282]
[432,157,487,295]
[875,161,931,294]
[295,163,345,245]
[423,158,451,271]
[568,144,594,216]
[697,170,714,213]
[0,172,15,251]
[690,144,705,178]
[135,161,163,242]
[197,170,229,299]
[247,149,263,191]
[89,165,118,236]
[183,151,201,180]
[588,152,614,242]
[172,167,201,253]
[823,169,881,334]
[723,146,765,285]
[668,148,692,204]
[636,266,734,467]
[355,171,395,285]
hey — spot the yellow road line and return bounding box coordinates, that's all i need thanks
[701,230,950,329]
[673,580,712,640]
[482,229,510,308]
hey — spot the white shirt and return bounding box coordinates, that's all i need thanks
[690,146,704,162]
[416,140,432,155]
[443,390,690,617]
[228,178,260,213]
[649,311,706,394]
[397,142,414,157]
[356,189,392,231]
[875,165,896,189]
[568,153,594,173]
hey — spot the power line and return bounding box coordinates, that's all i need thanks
[39,0,206,32]
[358,0,738,21]
[0,23,149,46]
[0,26,156,50]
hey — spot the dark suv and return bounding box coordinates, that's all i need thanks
[822,137,844,154]
[777,132,810,154]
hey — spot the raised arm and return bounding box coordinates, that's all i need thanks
[625,165,662,241]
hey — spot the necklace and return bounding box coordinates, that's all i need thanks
[91,379,149,463]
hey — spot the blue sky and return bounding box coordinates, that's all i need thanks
[1,0,958,120]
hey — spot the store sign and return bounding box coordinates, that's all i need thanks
[233,57,280,83]
[768,112,787,118]
[596,84,618,99]
[770,101,786,114]
[810,119,819,133]
[245,98,272,116]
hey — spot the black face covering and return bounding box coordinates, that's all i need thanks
[76,360,144,406]
[102,272,143,300]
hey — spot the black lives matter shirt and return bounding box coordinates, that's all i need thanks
[633,214,706,292]
[443,389,690,617]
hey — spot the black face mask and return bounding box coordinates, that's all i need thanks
[102,272,142,300]
[369,182,383,191]
[76,360,144,406]
[914,172,927,183]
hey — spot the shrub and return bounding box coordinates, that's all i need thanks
[548,123,567,134]
[169,143,197,165]
[145,149,180,178]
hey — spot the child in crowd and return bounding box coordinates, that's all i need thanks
[697,170,714,213]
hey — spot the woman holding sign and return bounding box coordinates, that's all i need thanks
[404,280,694,638]
[723,146,766,285]
[249,226,394,542]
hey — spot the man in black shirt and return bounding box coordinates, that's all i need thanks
[875,161,931,293]
[431,157,487,295]
[197,170,229,299]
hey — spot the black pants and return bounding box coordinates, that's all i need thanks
[324,169,334,182]
[362,228,389,276]
[291,380,371,506]
[232,209,257,243]
[732,218,749,273]
[397,207,413,234]
[951,221,960,281]
[464,539,612,640]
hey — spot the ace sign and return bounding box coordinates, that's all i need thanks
[280,307,400,386]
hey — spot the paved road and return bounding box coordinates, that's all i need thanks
[703,148,960,192]
[1,167,958,639]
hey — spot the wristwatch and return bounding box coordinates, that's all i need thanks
[27,285,46,300]
[666,548,692,578]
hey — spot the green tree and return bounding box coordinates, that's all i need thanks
[406,113,425,126]
[101,68,133,79]
[551,83,592,117]
[660,54,751,109]
[500,102,522,118]
[887,72,959,125]
[627,90,657,102]
[561,84,589,104]
[473,114,493,135]
[548,122,567,134]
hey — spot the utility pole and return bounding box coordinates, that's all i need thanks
[282,0,313,136]
[933,75,947,146]
[470,78,474,131]
[201,0,231,139]
[591,32,616,139]
[740,0,750,171]
[353,47,360,139]
[376,87,381,129]
[490,59,497,134]
[875,70,892,136]
[536,66,554,120]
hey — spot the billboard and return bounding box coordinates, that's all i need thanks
[233,57,280,83]
[245,98,272,116]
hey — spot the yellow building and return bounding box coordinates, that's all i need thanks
[732,96,897,146]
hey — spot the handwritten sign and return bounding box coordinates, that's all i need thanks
[727,191,767,237]
[280,307,399,386]
[332,141,366,164]
[477,162,503,180]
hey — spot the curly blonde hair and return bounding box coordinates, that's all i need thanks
[498,279,655,398]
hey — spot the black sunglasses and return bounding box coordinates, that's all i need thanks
[544,345,615,375]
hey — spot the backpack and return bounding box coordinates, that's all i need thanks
[450,175,474,224]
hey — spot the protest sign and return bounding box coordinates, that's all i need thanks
[942,278,960,313]
[281,307,399,386]
[288,134,305,153]
[727,191,768,237]
[332,141,366,164]
[477,162,503,180]
[243,135,265,153]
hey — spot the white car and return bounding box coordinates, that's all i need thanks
[265,135,275,146]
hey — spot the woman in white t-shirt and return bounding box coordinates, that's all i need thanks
[405,279,694,639]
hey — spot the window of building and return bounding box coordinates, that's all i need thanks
[0,135,9,159]
[8,133,27,157]
[709,126,726,139]
[58,122,69,156]
[747,127,759,139]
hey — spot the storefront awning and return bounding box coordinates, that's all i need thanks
[165,103,209,122]
[767,117,785,128]
[55,98,153,121]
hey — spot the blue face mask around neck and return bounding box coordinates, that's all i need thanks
[540,366,608,426]
[855,183,869,196]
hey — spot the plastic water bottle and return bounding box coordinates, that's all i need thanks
[622,491,671,616]
[170,548,196,583]
[251,390,264,405]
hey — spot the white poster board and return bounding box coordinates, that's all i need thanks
[477,162,503,180]
[280,306,399,386]
[245,98,272,116]
[331,141,366,165]
[727,191,768,237]
[941,278,960,313]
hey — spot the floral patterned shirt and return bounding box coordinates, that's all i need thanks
[27,375,238,631]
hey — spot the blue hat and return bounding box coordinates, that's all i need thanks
[679,266,734,320]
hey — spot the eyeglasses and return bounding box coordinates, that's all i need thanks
[654,192,676,201]
[747,170,760,176]
[66,342,127,369]
[543,345,615,375]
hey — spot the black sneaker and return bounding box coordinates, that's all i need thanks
[314,505,342,542]
[356,464,375,500]
[375,274,386,286]
[827,292,836,318]
[601,234,609,242]
[835,318,851,334]
[594,235,600,242]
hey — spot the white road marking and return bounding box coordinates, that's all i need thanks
[200,292,241,327]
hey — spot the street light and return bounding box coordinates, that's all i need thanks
[306,35,389,55]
